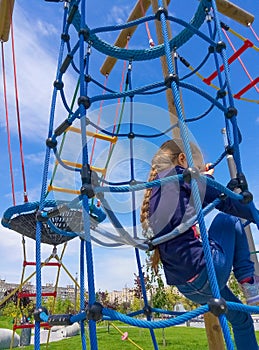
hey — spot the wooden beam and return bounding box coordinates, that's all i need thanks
[216,0,254,27]
[100,0,170,76]
[150,0,180,139]
[0,0,15,42]
[204,313,225,350]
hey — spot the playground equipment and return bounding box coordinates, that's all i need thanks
[1,0,259,349]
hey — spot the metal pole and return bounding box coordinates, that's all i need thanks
[222,128,259,274]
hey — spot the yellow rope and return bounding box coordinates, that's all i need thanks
[110,322,144,350]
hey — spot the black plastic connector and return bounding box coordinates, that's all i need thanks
[179,56,190,68]
[225,145,234,155]
[216,41,226,53]
[79,28,90,41]
[240,191,253,204]
[218,193,227,201]
[34,307,49,322]
[216,90,226,99]
[236,172,248,191]
[220,21,230,31]
[53,80,64,90]
[208,298,227,317]
[164,73,179,88]
[81,165,98,198]
[128,132,135,139]
[227,178,239,191]
[46,137,58,149]
[208,45,215,54]
[78,96,91,109]
[81,184,95,198]
[85,74,91,83]
[67,4,78,24]
[182,167,200,184]
[61,33,70,42]
[143,305,152,317]
[146,240,155,251]
[129,179,137,186]
[48,314,72,326]
[60,54,73,74]
[36,210,49,223]
[87,302,103,321]
[54,119,72,136]
[225,107,238,119]
[155,7,168,21]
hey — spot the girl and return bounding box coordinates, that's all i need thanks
[141,138,259,350]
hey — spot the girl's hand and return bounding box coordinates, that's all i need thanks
[203,163,215,176]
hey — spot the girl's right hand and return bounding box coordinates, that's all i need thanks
[203,163,215,176]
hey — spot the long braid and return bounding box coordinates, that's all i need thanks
[140,138,204,274]
[140,165,158,235]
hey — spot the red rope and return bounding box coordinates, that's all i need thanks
[10,18,28,202]
[1,42,16,206]
[139,0,155,47]
[249,24,259,42]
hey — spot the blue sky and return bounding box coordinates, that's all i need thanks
[0,0,259,292]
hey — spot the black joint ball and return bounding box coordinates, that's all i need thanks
[182,167,200,184]
[34,306,49,323]
[208,298,227,317]
[155,7,168,21]
[87,302,103,322]
[240,191,253,204]
[46,137,57,149]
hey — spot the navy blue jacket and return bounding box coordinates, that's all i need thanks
[149,165,255,285]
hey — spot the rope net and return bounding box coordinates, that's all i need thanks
[1,0,259,349]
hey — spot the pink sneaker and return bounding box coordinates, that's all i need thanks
[240,275,259,305]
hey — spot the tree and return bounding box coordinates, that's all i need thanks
[228,272,245,302]
[1,289,34,321]
[95,290,119,310]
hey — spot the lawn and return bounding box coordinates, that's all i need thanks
[1,316,259,349]
[24,325,210,350]
[0,316,209,349]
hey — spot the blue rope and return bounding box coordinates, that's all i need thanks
[70,0,212,62]
[33,4,70,350]
[25,1,259,350]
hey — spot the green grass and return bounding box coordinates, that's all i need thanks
[0,316,14,330]
[1,316,259,349]
[23,325,209,350]
[0,316,210,349]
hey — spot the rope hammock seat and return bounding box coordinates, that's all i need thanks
[1,199,106,245]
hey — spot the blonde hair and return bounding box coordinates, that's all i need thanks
[140,139,203,273]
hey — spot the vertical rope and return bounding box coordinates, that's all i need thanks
[79,239,87,350]
[78,1,97,349]
[156,1,235,348]
[210,0,242,176]
[127,62,159,350]
[1,42,16,205]
[34,3,69,349]
[10,19,28,202]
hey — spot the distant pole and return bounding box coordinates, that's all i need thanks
[221,128,259,274]
[74,272,78,313]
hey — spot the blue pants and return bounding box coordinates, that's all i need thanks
[177,213,258,350]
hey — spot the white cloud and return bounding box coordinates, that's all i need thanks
[36,20,58,37]
[107,5,131,25]
[0,3,77,143]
